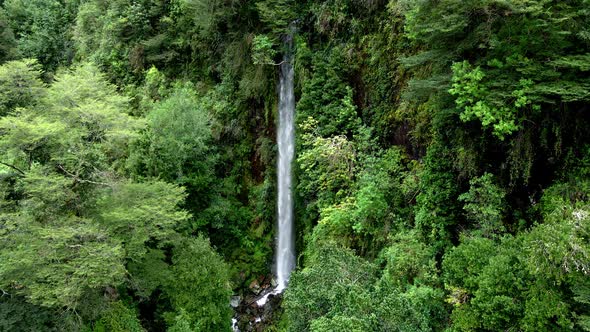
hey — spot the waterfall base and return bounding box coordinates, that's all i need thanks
[231,277,285,332]
[255,284,285,307]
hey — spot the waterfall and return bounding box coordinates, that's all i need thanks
[253,27,296,310]
[275,31,296,292]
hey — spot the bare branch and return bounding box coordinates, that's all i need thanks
[270,60,288,66]
[0,161,26,176]
[57,165,112,187]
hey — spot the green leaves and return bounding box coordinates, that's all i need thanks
[283,244,376,332]
[0,0,589,330]
[0,59,44,116]
[450,61,521,139]
[74,0,171,84]
[0,10,16,63]
[414,141,460,251]
[94,301,145,332]
[0,212,126,309]
[139,83,212,183]
[251,35,278,65]
[442,179,590,331]
[96,181,189,261]
[0,296,58,331]
[458,173,506,237]
[551,54,590,72]
[0,62,199,325]
[298,118,356,203]
[3,0,79,70]
[165,236,232,332]
[380,230,437,289]
[284,242,447,332]
[296,48,361,138]
[309,315,370,332]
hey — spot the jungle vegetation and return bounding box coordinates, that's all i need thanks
[0,0,589,331]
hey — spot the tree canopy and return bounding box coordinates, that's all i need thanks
[0,0,589,331]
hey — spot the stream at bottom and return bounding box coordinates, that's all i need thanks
[231,276,285,332]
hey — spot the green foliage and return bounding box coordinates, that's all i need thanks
[311,150,409,256]
[251,34,278,65]
[0,62,140,181]
[171,0,240,40]
[255,0,297,34]
[572,277,590,331]
[526,180,590,283]
[449,61,522,139]
[167,309,194,332]
[93,301,144,332]
[296,47,361,138]
[283,243,376,332]
[297,116,357,204]
[165,236,232,332]
[309,315,370,332]
[308,0,381,38]
[285,242,448,332]
[74,0,172,84]
[133,83,213,186]
[443,236,497,295]
[1,0,590,330]
[414,141,461,252]
[458,173,506,237]
[127,80,270,288]
[0,62,195,330]
[124,65,171,117]
[0,58,44,116]
[0,296,58,331]
[96,181,189,261]
[0,204,126,309]
[0,9,16,63]
[443,236,529,331]
[380,230,437,289]
[403,0,590,141]
[358,8,407,144]
[443,184,590,332]
[0,64,141,312]
[169,0,261,83]
[373,285,448,332]
[127,248,171,299]
[3,0,79,70]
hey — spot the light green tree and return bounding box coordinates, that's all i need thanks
[0,62,193,327]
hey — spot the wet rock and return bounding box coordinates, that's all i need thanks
[248,279,261,294]
[231,296,241,308]
[234,285,285,332]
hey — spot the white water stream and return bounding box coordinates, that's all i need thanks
[255,32,296,308]
[275,37,296,293]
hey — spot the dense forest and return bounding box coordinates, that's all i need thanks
[0,0,589,331]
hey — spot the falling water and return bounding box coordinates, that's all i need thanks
[252,26,296,311]
[275,32,296,292]
[233,24,297,331]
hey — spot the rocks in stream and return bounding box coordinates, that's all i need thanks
[233,276,284,331]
